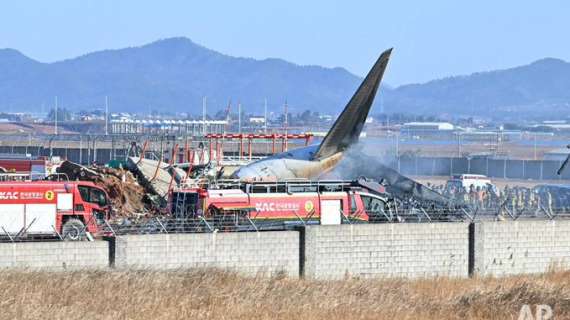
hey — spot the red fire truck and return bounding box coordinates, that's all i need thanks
[0,181,110,240]
[170,179,393,227]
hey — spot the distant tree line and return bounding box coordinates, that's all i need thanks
[0,113,22,122]
[47,108,73,122]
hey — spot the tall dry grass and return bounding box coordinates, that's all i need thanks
[0,269,569,320]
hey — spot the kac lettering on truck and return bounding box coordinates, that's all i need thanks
[255,202,301,212]
[0,191,18,200]
[0,181,111,240]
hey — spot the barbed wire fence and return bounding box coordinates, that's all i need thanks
[1,201,570,243]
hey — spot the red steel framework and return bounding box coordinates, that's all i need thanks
[205,133,314,164]
[134,133,314,167]
[135,133,316,195]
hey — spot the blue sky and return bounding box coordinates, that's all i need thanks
[0,1,567,85]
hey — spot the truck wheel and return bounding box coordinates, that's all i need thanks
[62,218,86,241]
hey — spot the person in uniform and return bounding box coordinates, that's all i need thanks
[529,189,536,214]
[517,188,524,213]
[510,190,517,215]
[547,190,554,216]
[469,185,476,207]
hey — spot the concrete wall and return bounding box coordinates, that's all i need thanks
[303,223,469,279]
[1,220,570,278]
[0,241,108,270]
[473,220,570,276]
[114,232,299,277]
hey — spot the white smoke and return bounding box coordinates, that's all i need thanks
[325,141,451,205]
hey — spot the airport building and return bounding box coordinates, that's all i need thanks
[401,122,455,138]
[110,119,227,135]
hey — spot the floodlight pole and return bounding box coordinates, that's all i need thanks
[54,96,58,135]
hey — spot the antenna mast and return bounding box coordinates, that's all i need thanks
[202,96,207,135]
[224,100,231,135]
[238,102,242,134]
[284,100,288,135]
[264,98,268,134]
[54,96,58,135]
[105,96,109,135]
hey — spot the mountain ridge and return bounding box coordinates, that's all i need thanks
[383,56,570,119]
[0,38,569,120]
[0,37,363,114]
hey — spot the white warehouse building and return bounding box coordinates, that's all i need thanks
[401,122,455,138]
[402,122,455,131]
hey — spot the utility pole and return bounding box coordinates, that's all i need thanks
[379,88,384,113]
[238,102,242,134]
[457,133,462,157]
[284,100,288,152]
[264,98,268,134]
[223,100,231,135]
[284,100,288,135]
[105,96,109,135]
[202,96,207,135]
[54,96,58,135]
[534,133,537,160]
[396,132,400,171]
[395,133,400,157]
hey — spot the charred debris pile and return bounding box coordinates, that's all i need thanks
[54,155,457,220]
[56,160,156,218]
[55,156,217,219]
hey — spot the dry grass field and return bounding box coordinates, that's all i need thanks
[0,270,569,320]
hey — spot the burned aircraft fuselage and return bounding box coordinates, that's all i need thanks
[233,145,343,180]
[232,48,393,181]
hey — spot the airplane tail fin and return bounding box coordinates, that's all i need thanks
[312,48,392,160]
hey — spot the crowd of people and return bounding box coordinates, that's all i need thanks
[426,182,564,215]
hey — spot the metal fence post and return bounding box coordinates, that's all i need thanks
[415,157,418,175]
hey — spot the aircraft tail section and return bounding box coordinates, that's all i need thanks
[312,48,392,160]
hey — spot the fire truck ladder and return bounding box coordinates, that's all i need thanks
[173,192,187,219]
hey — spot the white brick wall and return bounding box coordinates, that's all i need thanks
[474,220,570,276]
[1,220,567,278]
[115,232,299,277]
[304,223,469,280]
[0,241,108,270]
